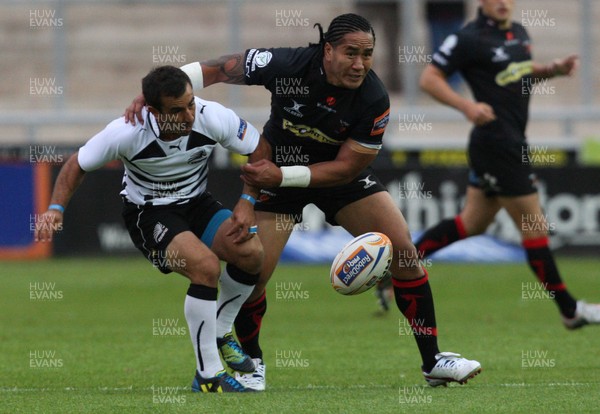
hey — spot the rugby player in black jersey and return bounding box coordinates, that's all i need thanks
[126,13,482,389]
[415,0,600,329]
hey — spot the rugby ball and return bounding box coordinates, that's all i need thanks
[330,232,393,295]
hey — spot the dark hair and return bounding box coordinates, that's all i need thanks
[142,66,191,111]
[313,13,376,48]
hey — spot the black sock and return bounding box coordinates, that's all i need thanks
[523,237,577,318]
[234,291,267,360]
[393,271,440,372]
[415,216,467,257]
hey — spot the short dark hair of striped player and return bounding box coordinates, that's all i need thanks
[142,65,192,111]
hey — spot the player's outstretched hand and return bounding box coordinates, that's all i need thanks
[124,94,146,125]
[463,101,496,127]
[241,159,283,188]
[34,210,63,242]
[553,54,579,77]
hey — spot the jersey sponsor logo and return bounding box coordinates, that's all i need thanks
[245,49,258,76]
[495,60,533,86]
[283,99,307,118]
[359,175,377,189]
[187,148,209,164]
[316,102,336,114]
[491,46,510,62]
[237,119,248,140]
[370,108,390,136]
[153,222,168,243]
[282,119,340,145]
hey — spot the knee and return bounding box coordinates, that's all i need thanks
[186,254,221,285]
[232,242,264,275]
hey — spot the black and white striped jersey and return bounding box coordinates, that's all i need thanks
[78,97,259,206]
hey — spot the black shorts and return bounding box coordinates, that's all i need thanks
[255,168,386,225]
[122,193,231,274]
[467,136,537,197]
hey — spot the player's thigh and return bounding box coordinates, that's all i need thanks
[334,191,422,279]
[459,186,502,235]
[498,192,547,240]
[166,230,221,286]
[211,218,264,275]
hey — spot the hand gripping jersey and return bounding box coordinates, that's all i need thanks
[244,46,390,165]
[432,9,533,142]
[78,97,259,206]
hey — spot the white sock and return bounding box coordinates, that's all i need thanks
[216,266,256,338]
[184,293,223,378]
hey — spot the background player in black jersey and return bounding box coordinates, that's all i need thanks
[36,65,266,392]
[416,0,600,329]
[125,13,482,390]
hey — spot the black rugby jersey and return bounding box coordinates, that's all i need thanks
[432,9,533,141]
[244,46,390,165]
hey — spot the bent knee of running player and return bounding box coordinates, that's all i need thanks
[211,219,264,275]
[166,231,222,286]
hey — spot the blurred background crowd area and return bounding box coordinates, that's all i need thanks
[0,0,598,151]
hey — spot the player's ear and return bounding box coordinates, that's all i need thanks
[323,42,334,61]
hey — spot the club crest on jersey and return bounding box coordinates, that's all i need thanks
[153,222,168,243]
[283,99,307,118]
[245,49,272,76]
[187,148,208,164]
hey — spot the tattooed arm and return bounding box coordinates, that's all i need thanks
[124,53,246,124]
[200,53,246,86]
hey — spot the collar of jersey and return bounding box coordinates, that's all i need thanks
[477,7,513,32]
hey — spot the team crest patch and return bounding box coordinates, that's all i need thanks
[188,148,208,164]
[370,109,390,136]
[153,222,168,243]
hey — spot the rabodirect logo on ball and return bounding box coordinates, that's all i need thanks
[336,247,373,286]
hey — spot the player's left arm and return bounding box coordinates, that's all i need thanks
[531,54,579,79]
[240,139,377,188]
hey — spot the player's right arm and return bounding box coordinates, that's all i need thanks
[35,119,127,242]
[34,153,86,242]
[419,65,496,126]
[125,53,246,125]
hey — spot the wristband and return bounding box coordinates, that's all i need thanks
[180,61,204,89]
[280,166,311,188]
[48,204,65,213]
[240,194,256,205]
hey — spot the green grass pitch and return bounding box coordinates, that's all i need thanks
[1,257,599,413]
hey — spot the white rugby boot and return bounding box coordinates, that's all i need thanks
[423,352,481,387]
[562,300,600,330]
[234,358,266,391]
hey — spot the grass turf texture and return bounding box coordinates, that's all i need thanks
[1,258,599,413]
